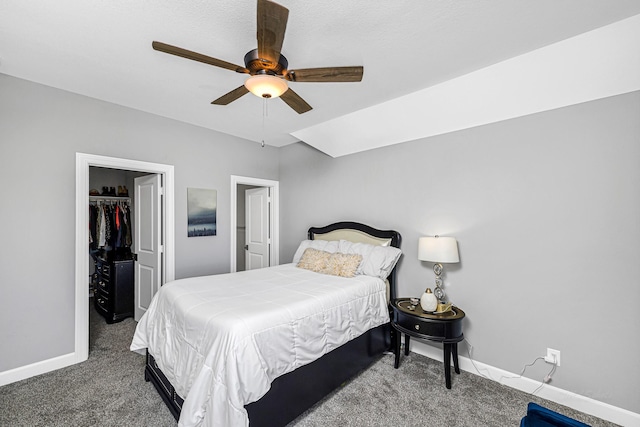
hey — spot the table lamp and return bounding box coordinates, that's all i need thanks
[418,236,459,302]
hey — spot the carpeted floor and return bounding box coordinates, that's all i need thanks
[0,300,619,426]
[0,301,175,427]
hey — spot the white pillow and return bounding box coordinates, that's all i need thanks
[292,240,339,264]
[338,240,402,280]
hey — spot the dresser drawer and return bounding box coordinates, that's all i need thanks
[96,278,110,295]
[99,263,111,277]
[173,390,184,410]
[394,310,462,340]
[147,353,173,398]
[94,293,110,314]
[146,351,184,420]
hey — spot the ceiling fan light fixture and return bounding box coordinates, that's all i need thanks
[245,74,288,99]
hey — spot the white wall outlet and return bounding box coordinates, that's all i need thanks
[545,348,561,366]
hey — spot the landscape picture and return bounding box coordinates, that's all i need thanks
[187,188,217,237]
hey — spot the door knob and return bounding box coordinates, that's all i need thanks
[244,245,249,250]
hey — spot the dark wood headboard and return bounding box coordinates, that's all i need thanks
[308,221,402,301]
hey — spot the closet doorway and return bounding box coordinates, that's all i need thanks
[89,168,162,323]
[230,175,279,273]
[75,153,175,365]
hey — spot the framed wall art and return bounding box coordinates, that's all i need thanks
[187,188,217,237]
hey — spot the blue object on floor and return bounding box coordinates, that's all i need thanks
[520,402,590,427]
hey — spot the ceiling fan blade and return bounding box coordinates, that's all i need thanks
[153,41,249,74]
[287,66,364,82]
[280,88,312,114]
[256,0,289,66]
[211,85,250,105]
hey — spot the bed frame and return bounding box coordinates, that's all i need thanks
[144,221,401,426]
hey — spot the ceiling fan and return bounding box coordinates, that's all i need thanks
[152,0,364,114]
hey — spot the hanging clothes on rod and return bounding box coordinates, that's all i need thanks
[89,198,132,251]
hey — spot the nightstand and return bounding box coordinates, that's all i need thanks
[391,298,466,389]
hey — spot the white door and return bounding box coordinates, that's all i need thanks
[245,187,270,270]
[134,174,162,321]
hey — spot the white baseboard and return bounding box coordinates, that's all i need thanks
[407,340,639,427]
[0,352,77,387]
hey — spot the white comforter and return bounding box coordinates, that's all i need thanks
[130,263,390,427]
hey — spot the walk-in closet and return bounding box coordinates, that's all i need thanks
[88,167,150,324]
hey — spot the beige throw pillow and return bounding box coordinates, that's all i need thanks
[322,253,363,278]
[296,248,331,272]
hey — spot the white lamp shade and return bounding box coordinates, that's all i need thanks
[418,236,460,263]
[244,75,288,98]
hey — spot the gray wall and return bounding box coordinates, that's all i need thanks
[279,92,640,413]
[0,74,279,371]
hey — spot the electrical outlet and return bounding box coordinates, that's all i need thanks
[545,348,561,366]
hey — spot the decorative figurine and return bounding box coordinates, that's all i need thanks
[420,288,438,312]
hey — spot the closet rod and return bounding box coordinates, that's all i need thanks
[89,196,131,202]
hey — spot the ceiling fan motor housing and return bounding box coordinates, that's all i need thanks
[244,48,288,76]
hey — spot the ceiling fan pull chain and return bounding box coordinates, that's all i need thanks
[261,98,268,147]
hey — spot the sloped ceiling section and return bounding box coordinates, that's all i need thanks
[292,14,640,158]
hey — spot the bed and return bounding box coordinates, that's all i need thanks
[131,221,402,427]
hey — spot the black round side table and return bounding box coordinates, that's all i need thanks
[391,298,466,389]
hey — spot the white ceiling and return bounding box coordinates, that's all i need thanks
[2,0,640,152]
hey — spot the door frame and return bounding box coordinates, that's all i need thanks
[75,153,175,364]
[230,175,279,272]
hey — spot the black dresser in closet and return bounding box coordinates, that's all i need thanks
[94,251,134,323]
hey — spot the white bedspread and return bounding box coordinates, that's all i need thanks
[130,263,390,427]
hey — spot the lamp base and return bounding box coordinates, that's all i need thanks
[433,263,446,302]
